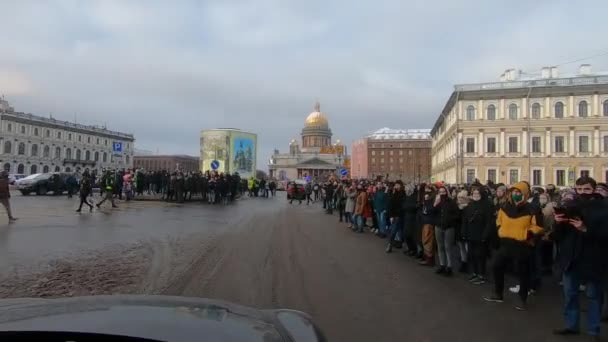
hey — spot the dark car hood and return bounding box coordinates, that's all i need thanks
[0,295,325,342]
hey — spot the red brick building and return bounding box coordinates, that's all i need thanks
[133,155,199,172]
[351,128,432,182]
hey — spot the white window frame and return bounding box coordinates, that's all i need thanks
[506,134,520,155]
[578,167,594,179]
[531,167,544,186]
[508,167,521,185]
[465,168,477,184]
[485,135,498,155]
[554,167,567,187]
[530,102,542,119]
[553,134,567,155]
[530,135,543,155]
[553,99,567,118]
[602,133,608,155]
[576,132,592,156]
[465,136,476,154]
[486,167,499,184]
[466,105,476,121]
[486,103,498,120]
[508,103,519,120]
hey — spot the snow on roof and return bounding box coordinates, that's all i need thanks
[367,127,431,140]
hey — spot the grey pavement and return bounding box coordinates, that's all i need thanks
[0,192,605,341]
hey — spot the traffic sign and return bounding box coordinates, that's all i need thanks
[340,168,348,177]
[112,142,123,153]
[211,160,220,170]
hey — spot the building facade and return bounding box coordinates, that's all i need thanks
[200,129,257,178]
[133,155,199,173]
[351,128,432,181]
[268,102,349,181]
[1,100,134,175]
[431,65,608,186]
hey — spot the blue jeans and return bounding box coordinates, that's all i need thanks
[354,214,364,232]
[345,212,353,225]
[562,271,604,336]
[376,211,387,235]
[388,217,402,242]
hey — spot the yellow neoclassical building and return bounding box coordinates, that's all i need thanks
[431,65,608,186]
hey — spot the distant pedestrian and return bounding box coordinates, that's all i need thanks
[0,170,17,222]
[76,170,94,212]
[97,171,118,209]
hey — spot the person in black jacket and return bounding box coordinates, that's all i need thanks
[419,185,438,266]
[434,186,460,276]
[385,180,405,253]
[553,177,608,339]
[402,184,418,256]
[462,187,494,284]
[76,170,94,213]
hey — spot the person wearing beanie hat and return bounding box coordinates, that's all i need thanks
[483,181,544,310]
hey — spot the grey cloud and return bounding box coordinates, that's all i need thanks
[1,1,607,169]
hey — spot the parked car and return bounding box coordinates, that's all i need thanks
[17,173,69,196]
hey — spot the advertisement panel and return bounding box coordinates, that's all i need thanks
[230,132,257,179]
[200,130,229,174]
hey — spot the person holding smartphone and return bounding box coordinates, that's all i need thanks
[552,177,608,341]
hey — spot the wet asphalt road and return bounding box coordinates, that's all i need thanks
[0,192,605,342]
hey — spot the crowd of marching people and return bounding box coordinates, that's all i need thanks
[312,176,608,340]
[67,168,252,211]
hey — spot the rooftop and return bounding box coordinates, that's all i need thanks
[0,98,134,140]
[367,127,431,140]
[454,64,608,92]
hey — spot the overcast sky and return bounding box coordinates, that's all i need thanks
[2,0,608,170]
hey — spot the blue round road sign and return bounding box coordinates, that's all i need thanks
[211,160,220,170]
[340,168,348,176]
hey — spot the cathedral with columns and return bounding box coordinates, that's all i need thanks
[268,102,349,181]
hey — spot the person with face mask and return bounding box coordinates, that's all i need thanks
[462,188,493,285]
[433,186,460,276]
[483,181,544,310]
[552,177,608,340]
[546,183,559,203]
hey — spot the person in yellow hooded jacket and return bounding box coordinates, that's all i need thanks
[483,181,543,310]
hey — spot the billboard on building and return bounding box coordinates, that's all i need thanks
[231,133,256,178]
[200,129,257,178]
[200,130,230,174]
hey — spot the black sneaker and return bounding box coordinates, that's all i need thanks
[483,295,504,303]
[468,274,479,282]
[552,328,580,336]
[443,267,453,277]
[435,266,446,274]
[385,244,392,253]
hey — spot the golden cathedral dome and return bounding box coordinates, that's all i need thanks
[304,101,329,128]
